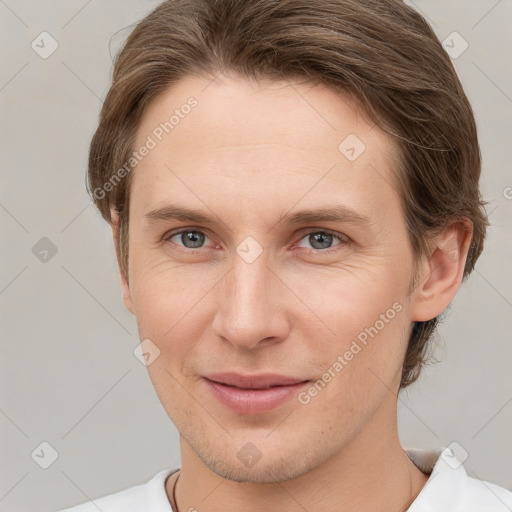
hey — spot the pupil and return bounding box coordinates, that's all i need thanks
[182,231,204,248]
[310,232,332,249]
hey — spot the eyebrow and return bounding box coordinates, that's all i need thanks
[144,205,217,224]
[276,205,372,227]
[143,204,372,229]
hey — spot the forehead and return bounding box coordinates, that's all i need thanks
[130,74,400,221]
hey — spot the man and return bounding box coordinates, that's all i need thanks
[58,0,512,510]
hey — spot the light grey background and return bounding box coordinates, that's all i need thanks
[0,1,511,511]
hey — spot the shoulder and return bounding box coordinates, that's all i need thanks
[450,472,512,509]
[406,446,512,511]
[55,467,179,512]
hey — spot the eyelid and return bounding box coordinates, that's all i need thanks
[294,227,350,242]
[292,228,350,253]
[162,227,215,249]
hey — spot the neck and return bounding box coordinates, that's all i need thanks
[166,396,429,512]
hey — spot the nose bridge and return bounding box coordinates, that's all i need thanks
[212,243,289,349]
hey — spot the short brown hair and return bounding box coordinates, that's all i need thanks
[87,0,489,389]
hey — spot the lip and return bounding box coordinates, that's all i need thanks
[202,373,310,414]
[203,372,308,389]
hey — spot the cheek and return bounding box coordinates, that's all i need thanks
[299,307,409,432]
[128,260,220,394]
[128,248,213,328]
[290,260,411,399]
[288,255,410,337]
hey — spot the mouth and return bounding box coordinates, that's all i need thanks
[202,373,310,414]
[203,372,309,389]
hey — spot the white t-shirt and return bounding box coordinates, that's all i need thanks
[57,446,512,511]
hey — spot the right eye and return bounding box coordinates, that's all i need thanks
[163,228,213,250]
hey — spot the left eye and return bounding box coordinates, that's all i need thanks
[296,230,346,251]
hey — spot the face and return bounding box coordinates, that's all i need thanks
[119,74,424,482]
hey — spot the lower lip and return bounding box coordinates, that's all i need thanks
[203,378,310,414]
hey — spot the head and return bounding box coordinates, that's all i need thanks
[88,0,488,482]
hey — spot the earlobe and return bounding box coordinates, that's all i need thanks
[110,208,135,315]
[410,219,473,322]
[119,269,134,315]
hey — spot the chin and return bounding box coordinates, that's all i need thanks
[195,440,325,483]
[205,458,306,483]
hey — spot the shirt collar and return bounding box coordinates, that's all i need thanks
[148,447,512,512]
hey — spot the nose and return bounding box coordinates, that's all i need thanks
[211,248,291,351]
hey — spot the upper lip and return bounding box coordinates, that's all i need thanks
[203,372,309,389]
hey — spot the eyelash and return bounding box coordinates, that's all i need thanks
[162,227,349,256]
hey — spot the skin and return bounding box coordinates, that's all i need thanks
[110,73,472,511]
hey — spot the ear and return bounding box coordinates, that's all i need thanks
[110,208,134,315]
[410,219,473,322]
